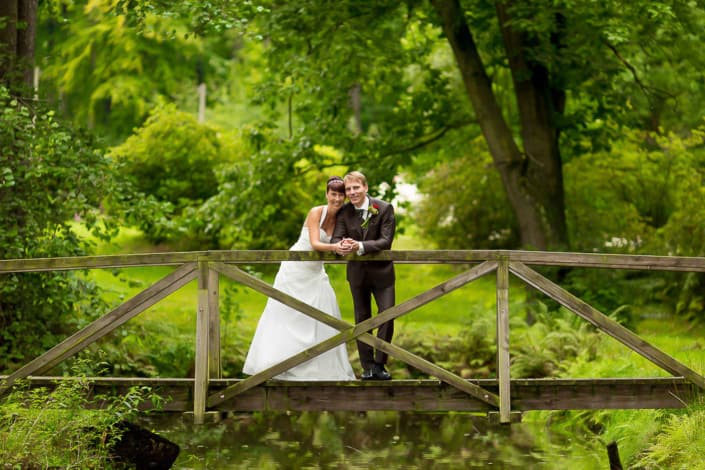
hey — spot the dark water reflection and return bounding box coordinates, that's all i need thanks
[140,411,546,469]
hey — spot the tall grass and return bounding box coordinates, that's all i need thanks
[0,366,163,467]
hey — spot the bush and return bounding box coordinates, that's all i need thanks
[510,304,601,378]
[414,138,520,249]
[110,103,239,248]
[562,125,705,323]
[0,86,117,373]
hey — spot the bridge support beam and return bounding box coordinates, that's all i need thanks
[208,267,221,379]
[193,261,211,424]
[496,259,511,423]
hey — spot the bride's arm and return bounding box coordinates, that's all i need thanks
[306,206,337,252]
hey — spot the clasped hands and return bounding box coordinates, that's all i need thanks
[335,238,359,256]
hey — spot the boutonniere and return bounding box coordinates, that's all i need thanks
[361,204,379,229]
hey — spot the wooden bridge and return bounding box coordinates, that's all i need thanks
[1,250,704,424]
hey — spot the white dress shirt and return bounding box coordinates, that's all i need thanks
[354,197,370,255]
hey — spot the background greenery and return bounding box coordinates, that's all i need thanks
[3,0,705,467]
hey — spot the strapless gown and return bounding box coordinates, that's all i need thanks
[242,208,356,380]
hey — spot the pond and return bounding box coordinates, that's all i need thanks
[139,411,553,469]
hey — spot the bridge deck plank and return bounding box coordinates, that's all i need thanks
[4,376,698,412]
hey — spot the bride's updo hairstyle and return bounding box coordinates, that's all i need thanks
[327,176,345,194]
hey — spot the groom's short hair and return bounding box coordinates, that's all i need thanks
[344,171,367,186]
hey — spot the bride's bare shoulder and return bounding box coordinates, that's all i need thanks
[305,205,325,225]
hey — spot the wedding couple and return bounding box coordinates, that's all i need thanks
[243,171,396,381]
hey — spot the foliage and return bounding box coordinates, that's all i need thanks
[634,402,705,469]
[414,136,519,249]
[69,322,196,379]
[393,309,496,379]
[0,85,117,373]
[37,0,230,142]
[562,125,705,321]
[564,125,705,252]
[199,133,349,249]
[510,304,601,378]
[109,102,240,248]
[0,369,163,468]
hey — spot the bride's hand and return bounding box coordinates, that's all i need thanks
[341,238,359,253]
[335,241,351,255]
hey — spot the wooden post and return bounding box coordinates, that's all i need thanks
[208,268,221,379]
[496,259,511,423]
[193,261,210,424]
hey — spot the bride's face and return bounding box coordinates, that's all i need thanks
[326,189,345,210]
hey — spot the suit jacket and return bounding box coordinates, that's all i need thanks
[332,197,396,287]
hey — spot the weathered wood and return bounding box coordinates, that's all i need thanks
[496,259,511,423]
[509,261,705,389]
[4,249,705,272]
[0,263,199,394]
[5,376,699,412]
[4,248,705,416]
[208,267,221,379]
[209,261,501,408]
[193,262,210,424]
[0,252,203,272]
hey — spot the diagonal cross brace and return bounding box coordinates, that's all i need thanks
[0,263,199,395]
[209,261,500,408]
[509,261,705,390]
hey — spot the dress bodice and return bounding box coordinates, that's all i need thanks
[290,206,330,250]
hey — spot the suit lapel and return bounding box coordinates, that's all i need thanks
[362,198,378,240]
[349,206,364,239]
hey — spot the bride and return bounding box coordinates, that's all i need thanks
[242,176,356,380]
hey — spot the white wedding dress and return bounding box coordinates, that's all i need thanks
[243,206,356,380]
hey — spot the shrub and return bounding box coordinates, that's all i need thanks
[110,103,238,248]
[414,139,520,250]
[0,86,117,373]
[510,304,601,378]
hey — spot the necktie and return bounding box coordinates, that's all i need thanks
[356,208,365,220]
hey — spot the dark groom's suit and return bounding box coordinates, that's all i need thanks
[332,197,396,370]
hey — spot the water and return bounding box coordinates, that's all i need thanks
[139,411,546,469]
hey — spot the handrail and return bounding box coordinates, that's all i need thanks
[3,249,705,272]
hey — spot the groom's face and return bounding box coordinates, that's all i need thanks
[345,179,368,208]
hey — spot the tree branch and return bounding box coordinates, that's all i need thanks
[603,40,676,102]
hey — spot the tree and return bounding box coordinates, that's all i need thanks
[36,0,232,142]
[430,0,568,249]
[0,0,37,89]
[125,0,705,252]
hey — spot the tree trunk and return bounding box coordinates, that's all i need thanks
[431,0,568,250]
[0,0,37,90]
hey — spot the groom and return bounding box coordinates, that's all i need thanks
[332,171,396,380]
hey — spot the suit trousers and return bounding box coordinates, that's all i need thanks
[350,280,395,369]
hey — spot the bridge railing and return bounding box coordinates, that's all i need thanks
[1,250,705,424]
